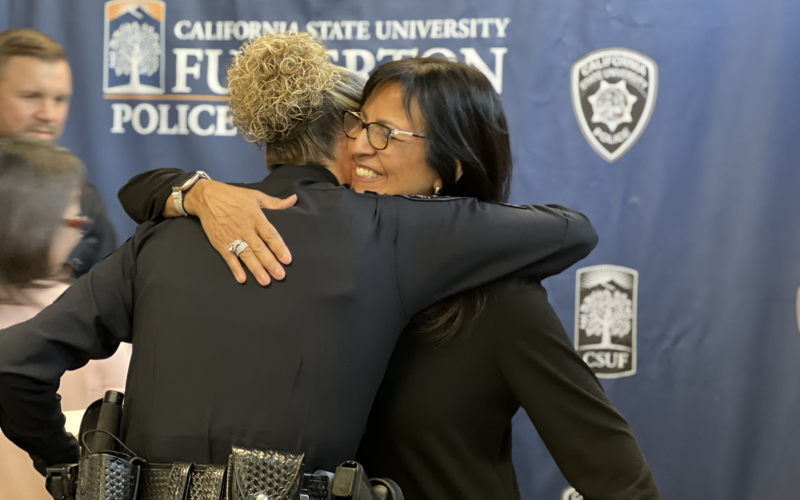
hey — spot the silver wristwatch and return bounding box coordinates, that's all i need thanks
[172,171,210,216]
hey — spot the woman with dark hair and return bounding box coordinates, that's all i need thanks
[0,138,130,499]
[347,58,511,201]
[117,47,657,498]
[344,58,513,343]
[348,58,658,500]
[0,139,84,301]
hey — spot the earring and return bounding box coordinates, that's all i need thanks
[433,186,441,196]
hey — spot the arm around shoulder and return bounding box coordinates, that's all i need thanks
[118,168,192,223]
[534,204,599,279]
[392,196,598,316]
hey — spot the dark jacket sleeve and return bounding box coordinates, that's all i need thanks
[118,168,193,223]
[494,280,659,500]
[0,231,141,471]
[392,196,598,316]
[69,182,118,277]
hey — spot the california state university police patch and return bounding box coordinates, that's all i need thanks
[571,48,658,162]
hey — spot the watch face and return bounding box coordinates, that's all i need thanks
[176,172,200,190]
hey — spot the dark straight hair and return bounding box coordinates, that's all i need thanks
[361,57,513,342]
[361,57,512,202]
[0,138,84,300]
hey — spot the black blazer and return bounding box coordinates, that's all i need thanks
[356,279,659,500]
[0,165,597,472]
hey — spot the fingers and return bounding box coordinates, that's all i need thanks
[194,188,295,285]
[242,233,285,285]
[253,215,292,265]
[215,237,276,287]
[259,193,297,210]
[253,195,293,265]
[212,241,248,284]
[237,246,275,287]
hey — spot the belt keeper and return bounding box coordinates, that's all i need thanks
[45,464,79,500]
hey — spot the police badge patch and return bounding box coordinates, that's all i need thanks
[575,265,638,378]
[571,48,658,162]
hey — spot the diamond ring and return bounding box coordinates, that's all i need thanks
[228,239,250,257]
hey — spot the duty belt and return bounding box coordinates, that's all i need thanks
[136,462,329,500]
[47,448,402,500]
[45,392,402,500]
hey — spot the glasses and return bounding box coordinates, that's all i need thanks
[342,110,425,150]
[64,215,92,233]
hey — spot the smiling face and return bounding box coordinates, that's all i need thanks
[349,81,441,196]
[0,56,72,142]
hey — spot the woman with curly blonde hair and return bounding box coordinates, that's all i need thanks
[121,32,366,284]
[227,32,364,181]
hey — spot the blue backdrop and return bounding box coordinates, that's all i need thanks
[2,1,799,498]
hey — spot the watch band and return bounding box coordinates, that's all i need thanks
[172,171,210,217]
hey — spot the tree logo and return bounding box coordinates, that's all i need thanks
[575,265,638,378]
[571,48,658,163]
[560,486,584,500]
[103,0,165,94]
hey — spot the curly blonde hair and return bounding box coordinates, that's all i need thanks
[228,32,363,166]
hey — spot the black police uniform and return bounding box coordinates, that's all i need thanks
[0,165,597,474]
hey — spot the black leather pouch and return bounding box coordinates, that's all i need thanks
[75,452,141,500]
[75,426,143,500]
[188,464,227,500]
[226,446,305,500]
[138,462,226,500]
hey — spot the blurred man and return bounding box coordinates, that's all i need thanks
[0,28,116,276]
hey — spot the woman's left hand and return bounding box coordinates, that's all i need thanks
[182,179,297,286]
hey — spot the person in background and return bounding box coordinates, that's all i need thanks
[0,28,117,277]
[0,138,130,499]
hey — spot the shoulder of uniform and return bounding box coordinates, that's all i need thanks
[395,194,468,201]
[394,195,528,210]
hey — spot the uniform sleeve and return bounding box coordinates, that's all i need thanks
[118,168,192,223]
[494,281,659,500]
[0,233,139,470]
[392,196,598,316]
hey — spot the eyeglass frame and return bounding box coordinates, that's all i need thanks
[342,110,426,151]
[64,215,93,233]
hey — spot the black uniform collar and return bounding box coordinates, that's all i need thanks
[266,164,340,186]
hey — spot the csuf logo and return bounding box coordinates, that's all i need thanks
[575,265,638,378]
[570,48,658,162]
[103,0,166,94]
[561,486,584,500]
[102,0,237,136]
